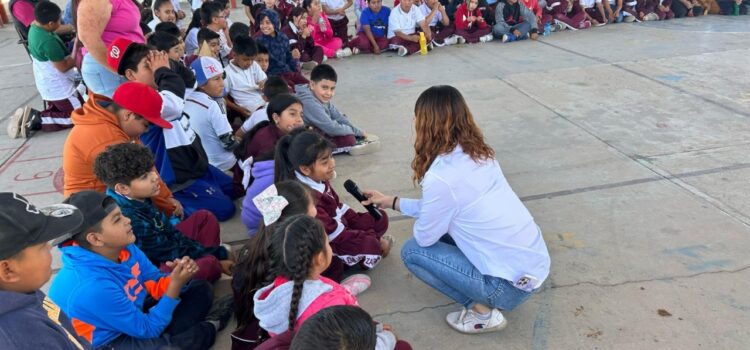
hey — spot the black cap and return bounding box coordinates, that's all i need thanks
[0,193,84,259]
[63,191,118,236]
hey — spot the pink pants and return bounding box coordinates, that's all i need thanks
[317,37,344,58]
[348,32,389,53]
[161,210,223,283]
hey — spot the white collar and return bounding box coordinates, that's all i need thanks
[295,171,326,193]
[289,22,299,34]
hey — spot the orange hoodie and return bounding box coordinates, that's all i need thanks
[62,93,176,216]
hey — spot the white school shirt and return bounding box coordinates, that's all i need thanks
[217,30,232,65]
[580,0,600,9]
[418,3,443,27]
[387,4,426,38]
[147,18,161,32]
[183,91,237,171]
[322,0,347,20]
[191,0,203,10]
[399,146,550,288]
[240,106,269,132]
[185,27,199,55]
[225,61,267,112]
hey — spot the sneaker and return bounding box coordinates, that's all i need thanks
[456,35,466,44]
[322,55,328,63]
[205,294,234,332]
[556,19,575,31]
[352,47,360,55]
[479,34,493,43]
[397,46,408,57]
[348,136,381,156]
[301,60,318,70]
[427,41,434,51]
[340,274,371,296]
[580,20,592,29]
[643,12,659,21]
[20,108,38,138]
[501,34,516,43]
[443,35,458,45]
[432,39,446,47]
[335,47,353,58]
[623,14,636,22]
[6,107,28,139]
[446,308,508,334]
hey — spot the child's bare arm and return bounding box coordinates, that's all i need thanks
[52,56,76,73]
[363,25,381,53]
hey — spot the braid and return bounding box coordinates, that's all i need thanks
[270,215,328,332]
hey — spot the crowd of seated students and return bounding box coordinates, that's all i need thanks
[3,0,747,349]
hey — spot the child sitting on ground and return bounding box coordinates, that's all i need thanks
[347,0,391,55]
[8,1,81,139]
[304,0,353,58]
[232,182,368,348]
[185,57,240,172]
[0,193,91,350]
[283,6,326,70]
[237,94,305,234]
[184,9,202,55]
[148,0,177,31]
[50,190,232,349]
[419,0,460,46]
[580,0,610,24]
[202,1,233,65]
[296,64,379,155]
[254,215,377,337]
[454,0,494,43]
[256,43,271,72]
[253,0,289,32]
[493,0,541,42]
[94,143,235,283]
[543,0,592,30]
[256,9,310,90]
[387,0,433,56]
[225,35,269,120]
[235,76,289,139]
[275,130,393,270]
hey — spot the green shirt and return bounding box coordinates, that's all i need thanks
[27,24,67,62]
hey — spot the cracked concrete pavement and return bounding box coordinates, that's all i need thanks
[2,3,750,349]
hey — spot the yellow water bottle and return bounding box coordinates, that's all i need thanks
[419,32,427,55]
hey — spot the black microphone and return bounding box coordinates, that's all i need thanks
[343,179,382,220]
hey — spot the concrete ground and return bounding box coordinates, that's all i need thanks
[2,4,750,349]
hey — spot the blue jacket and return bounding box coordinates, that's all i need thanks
[256,9,298,75]
[107,189,228,265]
[0,289,91,350]
[49,244,179,347]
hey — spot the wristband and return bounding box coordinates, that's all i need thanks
[392,196,399,210]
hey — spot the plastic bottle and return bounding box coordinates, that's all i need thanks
[543,22,551,36]
[319,16,327,32]
[419,32,428,55]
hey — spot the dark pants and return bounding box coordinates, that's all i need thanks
[40,93,83,132]
[279,71,310,93]
[348,32,389,53]
[102,281,216,350]
[656,0,675,19]
[455,27,492,43]
[301,45,325,64]
[330,209,389,269]
[672,0,706,16]
[329,17,350,45]
[388,36,421,55]
[716,0,749,14]
[160,210,223,283]
[430,24,455,44]
[173,165,237,222]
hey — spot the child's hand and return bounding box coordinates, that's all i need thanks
[167,257,199,286]
[530,32,539,40]
[291,48,301,59]
[169,198,184,219]
[373,45,381,55]
[468,15,477,22]
[148,51,171,71]
[512,29,522,37]
[220,260,235,276]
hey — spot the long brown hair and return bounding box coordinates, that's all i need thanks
[411,85,495,183]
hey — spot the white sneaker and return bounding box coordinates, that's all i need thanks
[456,35,466,44]
[479,34,494,43]
[301,60,318,70]
[335,47,353,58]
[443,35,458,45]
[397,46,408,57]
[623,14,636,22]
[352,47,360,55]
[555,19,575,31]
[644,13,659,21]
[348,137,380,156]
[340,274,371,296]
[446,308,508,334]
[322,55,328,63]
[501,34,510,43]
[6,107,27,139]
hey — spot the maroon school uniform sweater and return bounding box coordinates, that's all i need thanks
[308,180,348,239]
[246,124,284,160]
[281,24,317,57]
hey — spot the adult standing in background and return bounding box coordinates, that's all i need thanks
[363,85,550,334]
[77,0,145,97]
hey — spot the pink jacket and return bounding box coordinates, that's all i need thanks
[308,12,336,44]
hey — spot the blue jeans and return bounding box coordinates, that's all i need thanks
[173,165,237,222]
[81,53,125,98]
[401,236,535,311]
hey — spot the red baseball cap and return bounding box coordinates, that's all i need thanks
[107,37,135,75]
[112,82,172,129]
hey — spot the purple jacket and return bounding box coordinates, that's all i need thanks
[241,159,275,236]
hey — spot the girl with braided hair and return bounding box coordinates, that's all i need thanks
[252,215,359,335]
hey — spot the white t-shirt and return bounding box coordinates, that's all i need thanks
[580,0,600,9]
[31,58,78,101]
[184,91,237,171]
[418,3,443,27]
[217,30,232,65]
[387,4,425,38]
[147,18,161,32]
[185,27,199,55]
[191,0,203,10]
[226,61,268,113]
[322,0,346,20]
[241,106,269,132]
[399,146,550,288]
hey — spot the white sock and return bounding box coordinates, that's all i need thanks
[473,309,492,320]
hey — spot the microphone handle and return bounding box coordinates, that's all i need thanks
[347,186,383,220]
